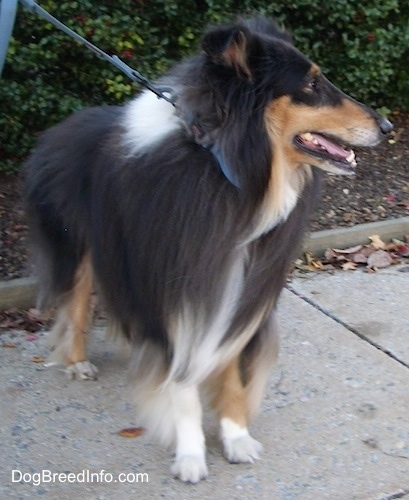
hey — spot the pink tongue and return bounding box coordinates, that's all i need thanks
[312,133,349,158]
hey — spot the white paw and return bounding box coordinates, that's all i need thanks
[171,455,208,483]
[223,435,263,464]
[66,361,99,380]
[220,418,262,463]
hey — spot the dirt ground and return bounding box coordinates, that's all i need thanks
[1,110,408,281]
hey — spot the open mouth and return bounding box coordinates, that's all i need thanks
[294,132,357,173]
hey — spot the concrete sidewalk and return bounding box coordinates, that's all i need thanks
[1,264,409,499]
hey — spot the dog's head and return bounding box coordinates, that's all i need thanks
[188,17,392,192]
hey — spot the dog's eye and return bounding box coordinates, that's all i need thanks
[305,78,318,92]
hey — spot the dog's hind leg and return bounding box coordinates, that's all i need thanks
[47,254,98,380]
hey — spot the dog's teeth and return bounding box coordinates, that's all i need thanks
[346,150,355,163]
[303,132,314,141]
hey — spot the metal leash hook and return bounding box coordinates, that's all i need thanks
[3,0,176,105]
[110,55,175,105]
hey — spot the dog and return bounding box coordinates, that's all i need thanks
[23,16,392,482]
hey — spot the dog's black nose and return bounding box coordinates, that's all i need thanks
[379,117,393,134]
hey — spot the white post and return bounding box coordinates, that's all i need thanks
[0,0,18,75]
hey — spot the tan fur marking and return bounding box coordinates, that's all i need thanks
[210,357,248,427]
[224,31,251,79]
[309,63,321,77]
[256,87,381,238]
[265,95,380,158]
[263,94,381,178]
[66,254,93,364]
[252,101,311,238]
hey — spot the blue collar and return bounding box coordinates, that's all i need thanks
[189,120,240,188]
[210,145,241,189]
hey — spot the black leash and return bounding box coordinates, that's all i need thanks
[19,0,176,105]
[17,1,239,187]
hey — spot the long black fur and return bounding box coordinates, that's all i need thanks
[23,18,343,376]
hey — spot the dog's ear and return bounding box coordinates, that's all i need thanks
[202,27,252,80]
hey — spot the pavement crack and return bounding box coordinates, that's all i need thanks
[286,285,409,370]
[382,490,409,500]
[362,438,409,460]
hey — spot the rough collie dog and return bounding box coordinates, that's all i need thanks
[24,17,392,482]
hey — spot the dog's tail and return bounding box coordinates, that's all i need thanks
[23,145,90,309]
[22,106,123,309]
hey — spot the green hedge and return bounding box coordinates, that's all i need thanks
[1,0,408,173]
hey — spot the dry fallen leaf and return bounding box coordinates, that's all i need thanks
[342,261,358,271]
[304,251,315,264]
[368,234,385,250]
[325,244,372,267]
[25,334,39,341]
[352,252,369,264]
[31,355,46,363]
[295,254,325,272]
[118,427,145,438]
[3,341,17,348]
[367,249,392,269]
[324,248,341,262]
[310,231,408,272]
[0,308,49,333]
[307,259,325,270]
[332,244,363,254]
[28,308,44,320]
[391,239,409,257]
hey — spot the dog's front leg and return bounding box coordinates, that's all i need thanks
[211,357,262,463]
[170,383,208,483]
